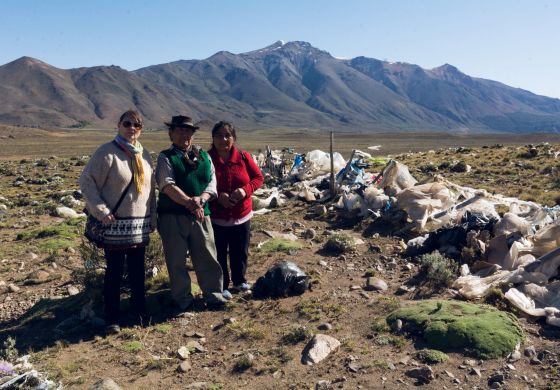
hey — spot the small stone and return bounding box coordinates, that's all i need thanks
[319,260,328,267]
[315,380,331,390]
[67,286,80,296]
[524,346,536,358]
[317,323,332,331]
[26,270,50,284]
[506,364,515,371]
[347,362,360,373]
[185,383,207,389]
[186,340,205,353]
[364,277,388,291]
[223,317,236,324]
[469,367,481,376]
[301,334,341,365]
[8,283,20,293]
[178,360,191,372]
[453,378,461,384]
[89,378,122,390]
[51,262,58,269]
[66,247,76,254]
[444,370,455,378]
[398,356,410,365]
[28,252,38,260]
[508,350,521,362]
[405,366,434,382]
[349,285,361,291]
[303,228,316,239]
[387,362,396,370]
[292,222,305,229]
[177,346,190,360]
[314,205,327,216]
[529,357,541,365]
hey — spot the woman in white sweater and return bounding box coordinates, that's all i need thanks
[80,110,156,334]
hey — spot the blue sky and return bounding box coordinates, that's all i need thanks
[2,0,559,98]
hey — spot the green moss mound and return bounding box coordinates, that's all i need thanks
[415,349,449,364]
[386,300,523,359]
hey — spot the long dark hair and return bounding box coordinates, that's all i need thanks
[211,121,236,140]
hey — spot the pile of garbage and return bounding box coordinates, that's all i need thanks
[251,146,560,327]
[0,356,60,389]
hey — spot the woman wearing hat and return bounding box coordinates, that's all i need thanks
[156,115,228,312]
[80,110,156,334]
[208,121,264,296]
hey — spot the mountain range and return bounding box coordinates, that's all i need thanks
[1,40,559,133]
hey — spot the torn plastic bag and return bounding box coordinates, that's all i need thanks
[493,212,531,236]
[252,261,310,299]
[379,160,417,195]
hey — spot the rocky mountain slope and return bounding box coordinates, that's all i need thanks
[1,41,560,132]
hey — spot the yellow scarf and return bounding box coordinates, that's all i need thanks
[115,135,145,194]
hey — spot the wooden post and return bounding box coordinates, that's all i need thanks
[329,131,336,196]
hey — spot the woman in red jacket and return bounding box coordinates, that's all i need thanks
[208,121,264,297]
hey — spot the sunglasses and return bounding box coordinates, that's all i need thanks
[122,120,143,129]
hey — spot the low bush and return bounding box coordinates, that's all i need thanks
[419,251,458,288]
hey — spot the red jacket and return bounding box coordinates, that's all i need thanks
[208,146,264,220]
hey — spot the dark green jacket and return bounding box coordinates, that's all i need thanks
[157,148,212,215]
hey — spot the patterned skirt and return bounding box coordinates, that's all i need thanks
[103,216,151,249]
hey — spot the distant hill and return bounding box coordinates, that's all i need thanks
[1,41,559,132]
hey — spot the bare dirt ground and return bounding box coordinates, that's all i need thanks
[1,126,560,389]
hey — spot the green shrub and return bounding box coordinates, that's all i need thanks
[232,354,254,373]
[419,251,458,287]
[324,233,355,254]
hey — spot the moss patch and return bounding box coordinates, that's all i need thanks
[386,300,523,359]
[257,238,302,253]
[415,349,449,364]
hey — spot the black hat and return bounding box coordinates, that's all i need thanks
[164,115,199,130]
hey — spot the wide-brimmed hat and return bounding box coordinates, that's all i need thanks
[164,115,200,130]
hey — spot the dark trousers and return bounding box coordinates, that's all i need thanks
[212,221,251,290]
[103,247,146,325]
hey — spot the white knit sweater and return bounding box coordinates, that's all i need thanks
[79,141,156,229]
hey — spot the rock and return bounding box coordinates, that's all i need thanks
[89,378,122,390]
[405,366,434,382]
[347,362,360,372]
[292,222,305,229]
[529,357,541,365]
[317,323,332,331]
[8,283,20,293]
[303,228,316,239]
[444,370,455,378]
[186,340,205,353]
[28,252,38,260]
[315,380,332,390]
[177,346,190,360]
[314,205,327,216]
[524,346,536,358]
[25,270,50,284]
[185,382,208,389]
[391,319,403,332]
[397,285,416,294]
[223,317,236,324]
[67,286,80,296]
[56,206,85,219]
[178,360,192,372]
[301,334,341,365]
[469,367,482,377]
[488,373,505,385]
[508,350,521,362]
[349,285,361,291]
[364,277,388,291]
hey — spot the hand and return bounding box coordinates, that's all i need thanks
[102,214,115,225]
[193,207,205,222]
[230,188,247,204]
[185,197,198,212]
[191,196,204,209]
[218,192,235,208]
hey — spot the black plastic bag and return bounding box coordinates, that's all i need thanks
[252,261,310,299]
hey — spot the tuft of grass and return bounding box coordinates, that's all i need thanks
[280,326,312,345]
[232,354,254,373]
[257,238,303,253]
[154,324,172,334]
[415,349,449,364]
[226,321,266,341]
[120,341,144,353]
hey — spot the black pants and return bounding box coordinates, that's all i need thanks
[104,246,146,325]
[212,221,251,290]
